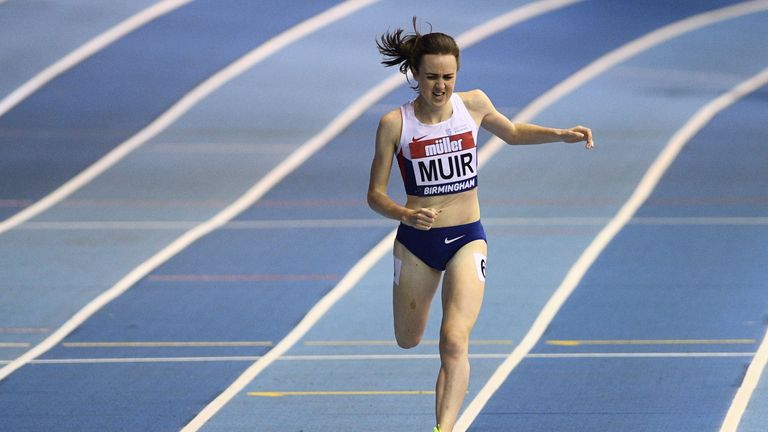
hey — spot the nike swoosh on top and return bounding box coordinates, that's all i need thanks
[412,134,428,142]
[444,235,466,245]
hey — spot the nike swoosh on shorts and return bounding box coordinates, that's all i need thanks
[444,235,466,245]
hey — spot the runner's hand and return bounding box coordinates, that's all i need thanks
[562,125,594,149]
[404,208,439,230]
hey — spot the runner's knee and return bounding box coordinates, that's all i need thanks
[439,328,469,360]
[395,330,421,349]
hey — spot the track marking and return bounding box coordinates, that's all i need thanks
[247,390,435,397]
[1,351,754,366]
[147,274,338,282]
[62,341,273,348]
[44,339,509,350]
[477,0,768,167]
[0,199,32,208]
[457,0,768,428]
[178,231,396,430]
[0,328,49,334]
[631,217,768,225]
[721,328,768,430]
[14,216,768,231]
[547,339,756,346]
[15,221,201,230]
[304,339,512,346]
[529,352,757,359]
[0,0,192,119]
[280,354,505,361]
[180,2,583,429]
[463,66,768,432]
[0,0,379,384]
[0,343,31,348]
[0,0,377,236]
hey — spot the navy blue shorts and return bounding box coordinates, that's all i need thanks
[395,220,487,271]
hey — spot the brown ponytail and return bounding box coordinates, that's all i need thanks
[376,17,460,82]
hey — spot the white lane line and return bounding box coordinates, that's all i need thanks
[23,356,264,365]
[14,216,768,230]
[0,0,378,383]
[458,13,768,427]
[468,80,768,429]
[488,217,768,226]
[0,351,753,366]
[477,0,768,166]
[0,0,192,118]
[57,339,504,349]
[286,352,757,360]
[451,0,580,47]
[0,0,377,236]
[721,327,768,430]
[459,2,768,430]
[15,221,201,230]
[13,219,394,230]
[179,1,583,430]
[180,231,397,431]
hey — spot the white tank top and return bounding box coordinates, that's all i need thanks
[396,93,479,197]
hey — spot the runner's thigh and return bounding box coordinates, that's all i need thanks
[441,240,488,329]
[392,240,441,344]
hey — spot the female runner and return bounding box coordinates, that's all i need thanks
[367,20,593,432]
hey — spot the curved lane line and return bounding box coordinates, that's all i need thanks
[0,0,378,382]
[0,0,192,118]
[477,0,768,165]
[178,1,584,430]
[721,254,768,427]
[0,0,377,236]
[457,2,768,429]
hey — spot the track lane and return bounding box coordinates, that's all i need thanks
[195,1,757,431]
[468,11,768,431]
[0,0,359,363]
[1,1,766,431]
[0,0,340,221]
[0,0,161,101]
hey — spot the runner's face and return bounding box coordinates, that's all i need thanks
[413,54,457,109]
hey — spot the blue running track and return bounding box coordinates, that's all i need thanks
[1,1,767,431]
